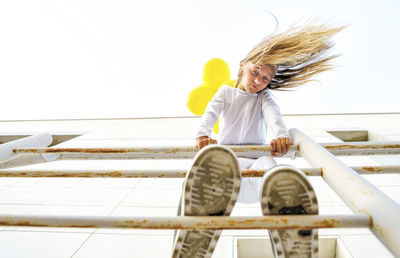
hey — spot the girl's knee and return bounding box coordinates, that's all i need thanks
[251,156,277,169]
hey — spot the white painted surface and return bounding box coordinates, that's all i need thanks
[0,114,398,257]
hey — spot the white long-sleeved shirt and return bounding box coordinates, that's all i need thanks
[196,85,290,145]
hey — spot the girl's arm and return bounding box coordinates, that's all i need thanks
[261,91,291,156]
[270,137,291,157]
[196,136,218,150]
[195,86,226,149]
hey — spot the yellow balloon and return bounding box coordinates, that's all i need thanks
[212,119,219,134]
[202,58,230,89]
[186,85,214,115]
[187,58,237,134]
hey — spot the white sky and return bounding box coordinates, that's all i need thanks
[0,0,399,120]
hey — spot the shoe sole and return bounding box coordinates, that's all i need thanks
[260,165,318,258]
[172,145,241,258]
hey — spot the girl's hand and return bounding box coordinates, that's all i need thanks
[270,137,291,157]
[196,136,218,150]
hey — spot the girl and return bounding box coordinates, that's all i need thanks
[173,24,344,258]
[196,23,344,203]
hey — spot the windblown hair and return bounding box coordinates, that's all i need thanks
[237,24,345,90]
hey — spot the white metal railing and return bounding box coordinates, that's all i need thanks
[289,128,400,256]
[0,214,370,230]
[0,131,399,256]
[0,133,59,169]
[14,141,400,158]
[0,166,398,178]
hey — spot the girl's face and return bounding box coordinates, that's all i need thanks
[239,64,276,94]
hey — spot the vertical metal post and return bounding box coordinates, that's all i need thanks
[290,128,400,257]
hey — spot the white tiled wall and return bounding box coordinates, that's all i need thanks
[0,114,398,257]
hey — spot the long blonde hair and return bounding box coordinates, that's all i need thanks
[237,24,346,90]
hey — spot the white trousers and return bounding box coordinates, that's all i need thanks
[236,156,277,204]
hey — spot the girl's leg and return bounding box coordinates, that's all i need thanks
[259,165,319,257]
[250,156,277,169]
[172,145,241,258]
[237,157,256,169]
[237,156,277,204]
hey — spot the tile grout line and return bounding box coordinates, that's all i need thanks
[107,183,140,216]
[0,177,23,192]
[89,182,141,237]
[69,178,139,258]
[69,231,96,258]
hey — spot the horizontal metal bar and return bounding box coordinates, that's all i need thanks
[0,166,398,178]
[322,141,400,155]
[291,128,400,257]
[0,214,370,230]
[13,141,400,159]
[0,153,59,170]
[15,146,199,154]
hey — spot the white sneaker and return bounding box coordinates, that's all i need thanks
[260,165,319,258]
[172,145,241,258]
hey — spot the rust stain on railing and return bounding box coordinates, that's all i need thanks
[0,215,369,230]
[0,166,396,178]
[361,166,394,173]
[0,171,124,178]
[120,217,343,230]
[0,220,97,228]
[241,169,317,177]
[13,145,283,155]
[14,147,195,154]
[0,171,187,178]
[241,170,265,177]
[324,144,400,150]
[312,219,339,228]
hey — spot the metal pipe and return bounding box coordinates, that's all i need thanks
[0,133,54,161]
[14,145,295,159]
[0,214,370,230]
[0,153,60,169]
[0,133,58,169]
[322,141,400,156]
[0,166,398,178]
[14,141,400,159]
[290,128,400,257]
